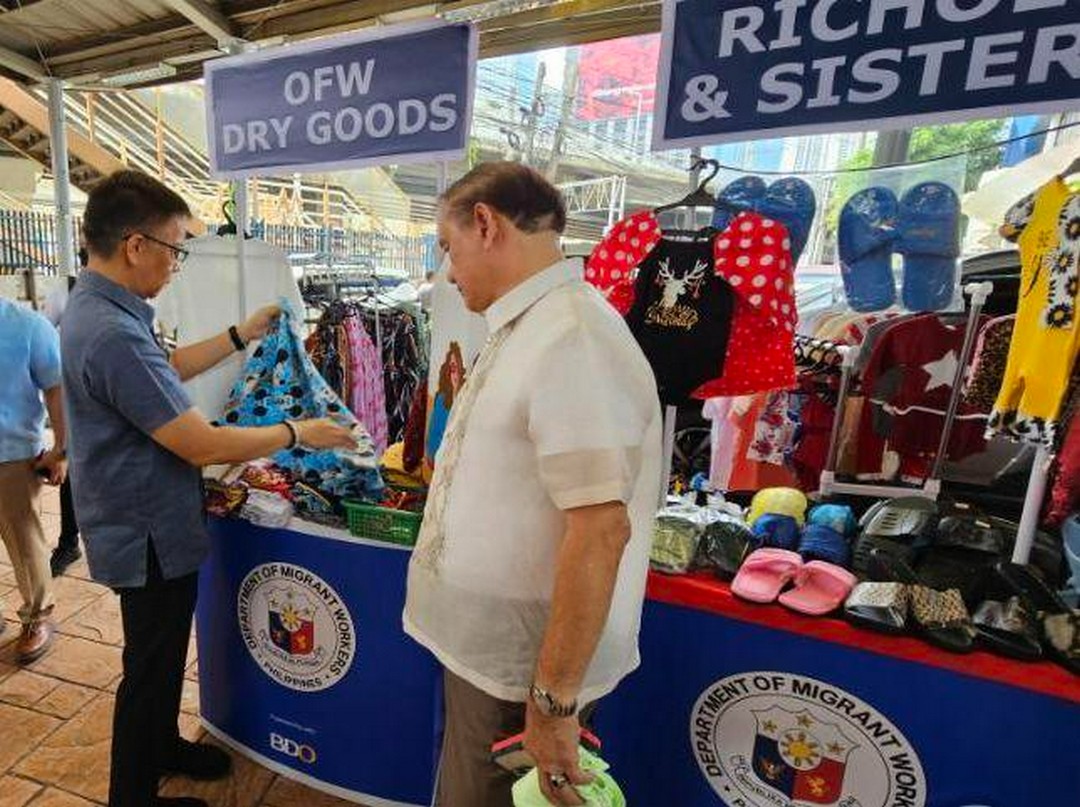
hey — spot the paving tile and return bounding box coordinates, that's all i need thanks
[179,711,204,743]
[35,682,99,720]
[18,636,121,690]
[260,775,364,807]
[58,594,123,647]
[0,670,60,709]
[25,789,97,807]
[0,702,63,771]
[50,578,109,625]
[180,678,200,716]
[0,775,43,807]
[159,736,273,807]
[14,695,112,803]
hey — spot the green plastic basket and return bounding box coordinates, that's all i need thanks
[342,499,422,547]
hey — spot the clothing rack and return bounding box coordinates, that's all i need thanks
[819,281,994,501]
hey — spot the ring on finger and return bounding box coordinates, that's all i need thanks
[549,772,569,789]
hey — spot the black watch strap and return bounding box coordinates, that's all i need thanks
[228,325,247,352]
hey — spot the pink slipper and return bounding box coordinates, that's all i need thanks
[731,548,803,603]
[778,561,857,615]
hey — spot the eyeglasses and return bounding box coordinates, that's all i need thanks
[124,232,190,266]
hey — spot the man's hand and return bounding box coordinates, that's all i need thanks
[33,449,67,486]
[237,305,281,343]
[523,703,592,806]
[295,418,358,450]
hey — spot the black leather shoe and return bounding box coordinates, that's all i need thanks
[161,739,233,781]
[50,546,82,577]
[153,798,209,807]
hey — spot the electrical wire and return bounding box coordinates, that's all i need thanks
[690,120,1080,177]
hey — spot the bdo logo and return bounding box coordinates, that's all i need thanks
[269,732,317,765]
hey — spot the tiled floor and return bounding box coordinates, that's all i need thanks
[0,486,364,807]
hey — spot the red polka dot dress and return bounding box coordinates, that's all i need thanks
[586,210,797,398]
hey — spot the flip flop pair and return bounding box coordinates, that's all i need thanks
[732,548,856,616]
[839,182,960,312]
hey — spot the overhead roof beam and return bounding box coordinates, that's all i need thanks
[0,43,46,82]
[162,0,239,46]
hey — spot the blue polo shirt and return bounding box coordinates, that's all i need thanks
[62,271,206,588]
[0,298,61,462]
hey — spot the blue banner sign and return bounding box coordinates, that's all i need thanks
[206,21,477,177]
[654,0,1080,149]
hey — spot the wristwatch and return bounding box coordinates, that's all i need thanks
[529,684,578,718]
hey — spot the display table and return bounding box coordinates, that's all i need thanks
[196,518,441,806]
[595,572,1080,807]
[197,520,1080,807]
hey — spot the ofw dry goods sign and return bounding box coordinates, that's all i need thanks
[205,20,476,177]
[655,0,1080,148]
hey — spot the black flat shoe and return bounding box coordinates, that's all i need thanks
[161,739,233,781]
[868,548,976,653]
[154,798,209,807]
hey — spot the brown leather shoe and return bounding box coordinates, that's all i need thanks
[15,620,54,664]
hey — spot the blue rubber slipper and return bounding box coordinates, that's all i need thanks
[759,177,817,265]
[751,514,801,552]
[713,175,767,231]
[798,523,852,568]
[898,181,961,311]
[839,187,899,312]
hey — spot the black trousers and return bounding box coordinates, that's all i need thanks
[109,546,197,807]
[57,474,79,551]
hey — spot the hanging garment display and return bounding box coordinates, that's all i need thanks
[963,316,1016,411]
[855,314,988,482]
[221,306,383,502]
[358,306,428,444]
[988,178,1080,447]
[1046,402,1080,527]
[154,235,305,419]
[307,300,428,448]
[622,234,736,403]
[586,209,797,401]
[343,315,389,456]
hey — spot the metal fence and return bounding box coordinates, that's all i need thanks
[0,212,434,278]
[0,211,82,277]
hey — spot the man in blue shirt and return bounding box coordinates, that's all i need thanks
[63,170,355,807]
[0,296,68,664]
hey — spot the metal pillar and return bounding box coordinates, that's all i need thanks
[234,178,249,321]
[48,78,77,284]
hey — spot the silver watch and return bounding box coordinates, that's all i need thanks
[529,684,578,718]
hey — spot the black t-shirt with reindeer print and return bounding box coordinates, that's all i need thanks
[624,232,735,405]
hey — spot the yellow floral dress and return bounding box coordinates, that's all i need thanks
[987,177,1080,447]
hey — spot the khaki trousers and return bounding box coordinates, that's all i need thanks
[434,670,596,807]
[0,459,55,623]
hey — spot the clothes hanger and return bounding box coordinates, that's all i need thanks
[217,201,237,236]
[653,158,739,215]
[216,200,252,238]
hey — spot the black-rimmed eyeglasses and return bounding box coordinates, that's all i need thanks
[124,232,190,265]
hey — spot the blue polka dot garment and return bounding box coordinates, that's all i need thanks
[220,303,384,502]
